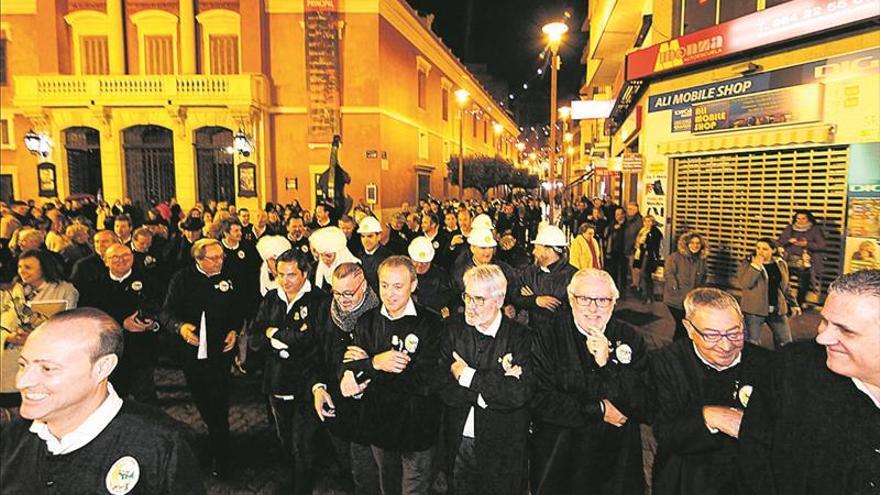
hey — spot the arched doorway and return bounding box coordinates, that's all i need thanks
[195,127,234,204]
[65,127,103,196]
[123,125,176,208]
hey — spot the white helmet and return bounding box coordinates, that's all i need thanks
[468,227,498,248]
[357,216,382,234]
[472,214,494,231]
[533,225,567,247]
[408,236,436,263]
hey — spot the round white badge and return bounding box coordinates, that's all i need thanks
[499,352,514,371]
[432,241,439,249]
[218,280,230,292]
[280,350,290,359]
[237,250,246,259]
[105,456,140,495]
[301,245,309,252]
[738,385,753,407]
[145,256,155,266]
[404,333,419,353]
[130,281,143,291]
[615,343,633,364]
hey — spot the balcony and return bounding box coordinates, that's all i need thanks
[12,73,270,109]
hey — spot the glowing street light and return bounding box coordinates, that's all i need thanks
[543,19,568,223]
[454,88,470,200]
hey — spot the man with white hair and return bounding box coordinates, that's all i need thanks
[358,216,391,293]
[739,269,880,495]
[512,224,577,331]
[650,287,771,495]
[530,268,650,494]
[439,264,532,494]
[309,226,360,293]
[409,236,454,318]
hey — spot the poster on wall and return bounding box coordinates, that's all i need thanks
[304,0,342,143]
[643,161,667,227]
[843,237,880,274]
[691,84,823,133]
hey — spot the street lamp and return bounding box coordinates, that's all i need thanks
[454,88,470,200]
[233,129,253,157]
[24,130,53,158]
[542,20,568,223]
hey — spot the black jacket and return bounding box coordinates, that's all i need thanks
[70,253,106,307]
[738,342,880,495]
[650,339,772,495]
[511,257,578,331]
[530,317,649,495]
[413,263,454,317]
[359,245,392,294]
[342,303,444,452]
[160,265,245,362]
[438,315,532,494]
[250,286,330,396]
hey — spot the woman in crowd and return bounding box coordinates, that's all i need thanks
[633,215,663,304]
[1,249,79,408]
[778,210,826,309]
[662,231,708,340]
[738,237,800,348]
[570,223,603,270]
[605,207,628,294]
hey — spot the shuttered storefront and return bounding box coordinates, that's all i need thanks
[671,146,848,295]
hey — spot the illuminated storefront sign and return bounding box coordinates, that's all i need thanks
[691,84,823,133]
[627,0,879,80]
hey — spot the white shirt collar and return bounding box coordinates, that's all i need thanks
[195,264,217,278]
[276,280,312,311]
[380,298,417,321]
[692,342,742,371]
[852,378,880,410]
[222,239,239,250]
[364,246,379,256]
[29,384,124,455]
[573,317,605,338]
[109,269,132,283]
[475,310,502,338]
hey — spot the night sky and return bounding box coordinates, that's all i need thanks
[405,0,587,126]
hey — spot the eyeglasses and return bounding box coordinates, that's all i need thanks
[571,295,614,308]
[684,318,745,344]
[462,292,489,307]
[200,255,224,262]
[332,279,365,300]
[107,254,133,262]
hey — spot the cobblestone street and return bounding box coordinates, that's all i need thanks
[157,296,823,494]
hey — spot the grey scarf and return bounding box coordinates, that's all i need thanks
[331,286,380,333]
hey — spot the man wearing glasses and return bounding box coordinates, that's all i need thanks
[160,238,244,478]
[309,262,381,494]
[649,287,771,495]
[438,264,532,494]
[739,269,880,495]
[530,268,650,494]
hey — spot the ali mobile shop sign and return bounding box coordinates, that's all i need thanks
[691,84,823,133]
[626,0,880,80]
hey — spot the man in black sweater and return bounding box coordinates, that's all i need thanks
[341,255,444,494]
[650,288,771,495]
[160,238,245,478]
[0,308,203,494]
[739,269,880,495]
[357,216,391,293]
[70,229,119,307]
[251,248,329,494]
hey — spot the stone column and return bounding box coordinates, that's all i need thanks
[179,0,197,74]
[107,0,125,74]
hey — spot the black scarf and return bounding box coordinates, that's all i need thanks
[331,286,380,333]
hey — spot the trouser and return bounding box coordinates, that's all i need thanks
[269,395,319,495]
[791,267,811,305]
[640,270,655,302]
[452,437,478,495]
[113,364,156,403]
[605,256,628,296]
[183,356,232,466]
[627,254,641,289]
[329,433,381,495]
[745,313,792,349]
[667,305,688,341]
[372,445,433,495]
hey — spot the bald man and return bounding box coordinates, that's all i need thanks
[0,308,204,494]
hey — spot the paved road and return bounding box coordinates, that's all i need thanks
[156,294,823,494]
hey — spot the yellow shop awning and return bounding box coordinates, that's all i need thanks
[658,124,835,155]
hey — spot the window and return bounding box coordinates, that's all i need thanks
[418,130,429,160]
[80,36,109,75]
[144,35,174,74]
[209,35,239,74]
[0,39,6,86]
[0,119,11,147]
[418,69,427,110]
[441,87,449,121]
[483,119,488,143]
[472,109,477,138]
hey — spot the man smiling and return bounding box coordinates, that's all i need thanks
[739,269,880,495]
[0,308,203,494]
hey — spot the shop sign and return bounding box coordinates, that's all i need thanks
[627,0,879,80]
[592,158,609,177]
[691,84,823,133]
[650,47,878,118]
[622,154,644,173]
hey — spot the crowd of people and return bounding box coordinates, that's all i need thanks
[0,193,877,495]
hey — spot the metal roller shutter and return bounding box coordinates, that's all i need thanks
[671,146,848,297]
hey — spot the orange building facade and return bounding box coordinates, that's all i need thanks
[0,0,518,215]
